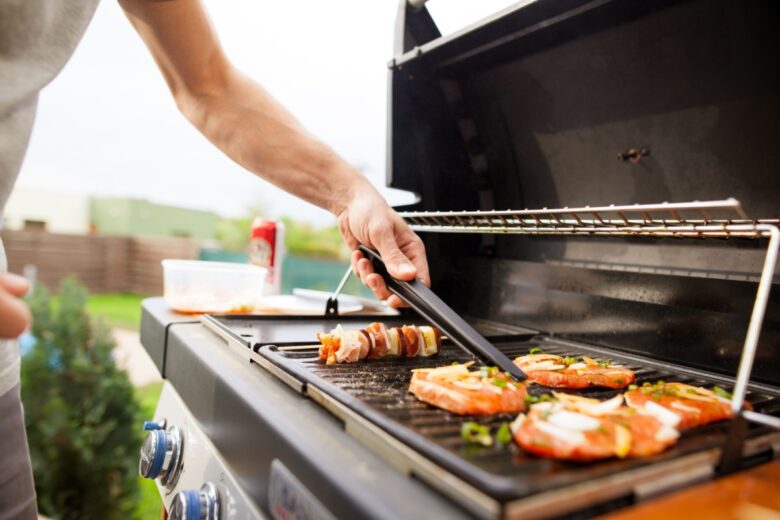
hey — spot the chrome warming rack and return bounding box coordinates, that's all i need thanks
[400,198,780,472]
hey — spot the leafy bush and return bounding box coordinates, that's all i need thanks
[22,277,142,519]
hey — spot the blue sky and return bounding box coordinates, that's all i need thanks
[17,0,516,225]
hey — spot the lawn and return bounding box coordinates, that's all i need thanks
[86,293,145,330]
[134,381,164,519]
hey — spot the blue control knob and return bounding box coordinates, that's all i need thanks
[138,424,182,488]
[139,429,167,478]
[143,421,163,431]
[169,483,219,520]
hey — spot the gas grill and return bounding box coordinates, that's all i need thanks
[138,0,780,518]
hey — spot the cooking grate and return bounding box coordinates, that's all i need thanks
[258,335,780,506]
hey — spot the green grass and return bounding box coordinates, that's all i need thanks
[86,293,145,330]
[134,381,164,519]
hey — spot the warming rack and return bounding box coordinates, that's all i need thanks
[400,199,777,238]
[399,198,779,473]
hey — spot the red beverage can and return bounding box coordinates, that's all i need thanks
[249,218,285,295]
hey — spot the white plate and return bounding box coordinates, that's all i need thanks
[255,294,362,315]
[291,288,375,308]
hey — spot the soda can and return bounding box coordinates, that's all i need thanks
[249,218,285,295]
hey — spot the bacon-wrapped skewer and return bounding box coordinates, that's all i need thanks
[317,322,441,365]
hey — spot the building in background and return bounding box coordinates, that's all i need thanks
[90,197,219,240]
[4,188,219,241]
[3,187,90,234]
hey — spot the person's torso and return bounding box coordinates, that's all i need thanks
[0,0,100,395]
[0,0,100,213]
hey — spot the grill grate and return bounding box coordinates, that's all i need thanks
[260,335,780,503]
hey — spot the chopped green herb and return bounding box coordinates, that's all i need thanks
[712,386,733,399]
[529,347,544,355]
[640,387,653,395]
[496,422,512,446]
[492,378,508,388]
[628,384,638,391]
[451,361,460,366]
[598,359,613,368]
[562,356,578,367]
[460,422,493,447]
[613,379,624,386]
[479,366,499,379]
[596,426,609,435]
[525,393,554,405]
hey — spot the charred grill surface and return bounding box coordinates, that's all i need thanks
[259,336,780,502]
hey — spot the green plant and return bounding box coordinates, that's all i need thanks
[22,277,142,519]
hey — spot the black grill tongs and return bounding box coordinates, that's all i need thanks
[359,245,527,381]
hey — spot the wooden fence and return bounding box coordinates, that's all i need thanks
[0,230,198,294]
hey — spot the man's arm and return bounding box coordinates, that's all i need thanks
[119,0,428,305]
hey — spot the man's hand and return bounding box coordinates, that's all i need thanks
[337,180,429,307]
[0,273,30,339]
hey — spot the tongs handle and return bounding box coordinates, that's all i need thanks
[359,245,526,381]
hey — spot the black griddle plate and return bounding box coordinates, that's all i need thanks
[257,335,780,504]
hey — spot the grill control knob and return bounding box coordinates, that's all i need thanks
[138,421,183,489]
[169,482,219,520]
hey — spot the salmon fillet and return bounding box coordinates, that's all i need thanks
[512,393,679,461]
[624,382,744,430]
[514,353,635,389]
[409,362,527,415]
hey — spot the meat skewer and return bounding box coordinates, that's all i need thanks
[318,322,441,365]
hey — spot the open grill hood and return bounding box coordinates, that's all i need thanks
[386,0,780,387]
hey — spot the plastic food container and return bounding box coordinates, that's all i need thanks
[161,260,267,314]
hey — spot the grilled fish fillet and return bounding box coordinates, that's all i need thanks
[512,393,679,461]
[624,382,745,430]
[409,362,527,415]
[514,353,635,389]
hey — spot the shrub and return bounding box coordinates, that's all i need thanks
[22,277,142,519]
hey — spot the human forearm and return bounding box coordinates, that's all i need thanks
[177,67,369,216]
